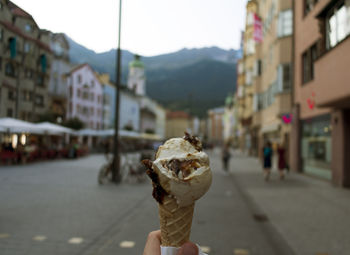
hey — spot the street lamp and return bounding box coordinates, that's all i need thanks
[112,0,122,183]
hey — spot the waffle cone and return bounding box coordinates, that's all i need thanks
[158,195,194,247]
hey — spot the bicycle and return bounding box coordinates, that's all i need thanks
[98,158,113,184]
[98,155,147,184]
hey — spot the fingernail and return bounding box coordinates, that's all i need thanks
[180,242,198,255]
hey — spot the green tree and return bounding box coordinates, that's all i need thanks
[63,117,84,130]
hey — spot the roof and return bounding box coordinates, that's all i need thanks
[167,111,190,120]
[0,21,51,52]
[66,63,90,75]
[66,63,101,84]
[208,107,225,114]
[8,1,39,28]
[129,55,145,68]
[52,33,70,49]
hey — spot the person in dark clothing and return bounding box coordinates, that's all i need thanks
[277,143,286,180]
[262,141,273,181]
[222,143,231,173]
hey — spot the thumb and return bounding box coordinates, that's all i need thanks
[176,242,198,255]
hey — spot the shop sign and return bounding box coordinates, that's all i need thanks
[282,114,292,124]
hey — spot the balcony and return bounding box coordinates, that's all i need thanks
[274,91,292,116]
[314,37,350,108]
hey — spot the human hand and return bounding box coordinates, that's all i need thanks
[143,230,199,255]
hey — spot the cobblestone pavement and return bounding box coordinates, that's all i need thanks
[1,151,349,255]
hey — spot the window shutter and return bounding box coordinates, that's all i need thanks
[277,65,283,92]
[253,94,258,112]
[277,13,283,37]
[9,37,17,58]
[284,10,293,36]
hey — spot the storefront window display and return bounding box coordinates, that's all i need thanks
[301,114,332,179]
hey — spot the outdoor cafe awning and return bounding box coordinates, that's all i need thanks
[76,129,143,139]
[0,118,44,134]
[34,122,73,135]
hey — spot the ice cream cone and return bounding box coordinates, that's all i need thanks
[142,133,212,248]
[159,195,194,247]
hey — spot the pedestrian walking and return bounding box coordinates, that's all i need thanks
[222,143,231,173]
[262,141,273,181]
[277,143,286,180]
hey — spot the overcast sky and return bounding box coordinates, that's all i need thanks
[12,0,247,56]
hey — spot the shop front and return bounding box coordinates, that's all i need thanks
[301,114,332,180]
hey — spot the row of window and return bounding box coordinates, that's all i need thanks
[69,86,102,103]
[252,63,291,112]
[2,62,46,86]
[4,89,45,107]
[1,34,47,61]
[87,121,101,130]
[75,104,102,117]
[302,1,349,84]
[253,81,278,112]
[326,1,350,50]
[245,9,292,57]
[76,75,95,87]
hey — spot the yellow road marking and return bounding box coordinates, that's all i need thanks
[234,249,249,255]
[68,237,84,244]
[0,233,10,239]
[201,246,211,253]
[33,235,47,241]
[120,241,135,248]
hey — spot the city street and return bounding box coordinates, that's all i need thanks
[1,151,350,255]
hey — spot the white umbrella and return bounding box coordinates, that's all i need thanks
[34,122,73,135]
[0,117,44,134]
[77,129,99,136]
[119,130,141,138]
[76,129,141,138]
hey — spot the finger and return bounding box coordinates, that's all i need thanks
[177,242,198,255]
[143,230,161,255]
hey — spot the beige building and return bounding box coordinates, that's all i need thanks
[0,1,52,121]
[165,111,192,139]
[237,0,293,157]
[237,0,259,154]
[207,107,225,145]
[252,0,293,158]
[291,0,350,187]
[48,33,71,123]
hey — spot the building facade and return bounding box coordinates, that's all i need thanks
[291,0,350,187]
[66,63,103,130]
[237,0,259,154]
[48,33,71,123]
[99,73,140,132]
[236,0,293,158]
[140,96,166,139]
[127,55,145,96]
[223,94,239,146]
[99,73,115,129]
[166,111,192,139]
[0,0,52,121]
[207,107,225,145]
[252,0,293,158]
[119,87,140,132]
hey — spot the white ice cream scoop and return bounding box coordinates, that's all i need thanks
[151,134,212,207]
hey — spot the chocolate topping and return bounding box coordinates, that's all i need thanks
[166,159,200,179]
[142,159,168,204]
[183,132,202,151]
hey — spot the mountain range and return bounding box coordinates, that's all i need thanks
[66,36,240,117]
